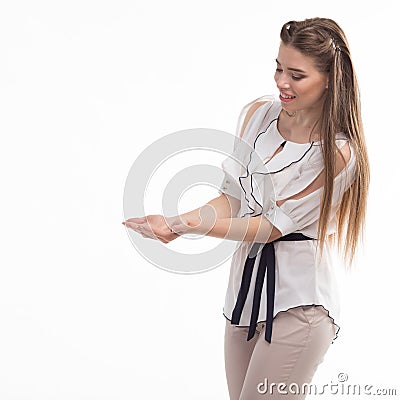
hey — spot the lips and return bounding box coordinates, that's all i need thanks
[279,92,296,103]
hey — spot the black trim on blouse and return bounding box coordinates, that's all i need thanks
[238,118,315,218]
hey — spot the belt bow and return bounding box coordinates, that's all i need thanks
[230,232,314,343]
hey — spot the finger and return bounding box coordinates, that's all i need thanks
[142,230,177,243]
[138,227,157,240]
[125,217,147,224]
[141,223,173,240]
[145,225,176,240]
[140,225,176,242]
[125,221,177,242]
[124,223,151,238]
[123,222,137,230]
[138,223,157,236]
[124,222,143,230]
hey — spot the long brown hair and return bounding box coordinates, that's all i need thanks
[280,18,370,267]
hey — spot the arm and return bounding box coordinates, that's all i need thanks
[123,99,270,242]
[173,141,353,243]
[178,214,282,243]
[123,193,240,243]
[176,193,240,221]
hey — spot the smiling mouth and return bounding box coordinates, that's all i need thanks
[280,92,296,99]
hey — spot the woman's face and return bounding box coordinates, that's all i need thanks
[274,42,329,114]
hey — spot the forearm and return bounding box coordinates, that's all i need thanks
[186,215,282,243]
[176,193,239,221]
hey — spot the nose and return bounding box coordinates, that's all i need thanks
[275,73,291,90]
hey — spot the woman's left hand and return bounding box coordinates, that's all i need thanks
[122,215,179,244]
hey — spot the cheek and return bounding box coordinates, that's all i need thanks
[290,81,305,94]
[311,81,328,97]
[298,80,325,97]
[309,76,328,94]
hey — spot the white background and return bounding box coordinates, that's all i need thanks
[1,0,399,399]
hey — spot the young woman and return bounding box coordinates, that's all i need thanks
[123,17,370,400]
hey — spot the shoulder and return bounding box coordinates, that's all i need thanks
[303,135,355,179]
[317,136,357,184]
[334,135,355,171]
[237,95,276,138]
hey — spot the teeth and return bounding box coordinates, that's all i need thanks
[281,93,295,99]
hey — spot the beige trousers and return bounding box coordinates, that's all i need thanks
[224,305,337,400]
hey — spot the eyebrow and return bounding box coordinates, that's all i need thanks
[275,59,306,74]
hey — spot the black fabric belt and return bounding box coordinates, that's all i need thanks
[230,232,315,343]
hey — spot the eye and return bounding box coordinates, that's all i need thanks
[275,68,283,73]
[292,75,304,81]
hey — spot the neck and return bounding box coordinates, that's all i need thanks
[283,104,323,130]
[279,104,324,143]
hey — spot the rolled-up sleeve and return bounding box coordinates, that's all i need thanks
[218,167,242,199]
[264,188,324,236]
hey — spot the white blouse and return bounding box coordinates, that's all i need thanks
[219,96,357,343]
